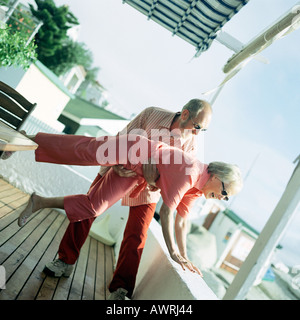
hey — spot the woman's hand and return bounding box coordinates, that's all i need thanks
[113,164,137,177]
[142,163,160,190]
[170,251,203,277]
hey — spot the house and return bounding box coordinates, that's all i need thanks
[207,208,259,274]
[59,65,87,94]
[194,199,260,275]
[0,58,129,136]
[58,96,129,136]
[0,61,73,131]
[191,199,282,284]
[76,79,107,106]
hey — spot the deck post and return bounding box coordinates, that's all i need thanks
[223,156,300,300]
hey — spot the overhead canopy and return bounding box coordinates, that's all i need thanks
[123,0,249,56]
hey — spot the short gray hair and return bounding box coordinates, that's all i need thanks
[182,99,205,119]
[208,161,243,191]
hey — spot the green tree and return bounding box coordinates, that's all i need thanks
[85,66,100,84]
[0,0,9,6]
[2,0,40,43]
[46,39,93,76]
[29,0,79,66]
[0,24,37,69]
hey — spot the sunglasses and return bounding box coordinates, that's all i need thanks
[221,182,229,201]
[192,121,207,131]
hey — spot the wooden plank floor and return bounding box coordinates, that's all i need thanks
[0,177,115,300]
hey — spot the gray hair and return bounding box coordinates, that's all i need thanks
[182,99,206,119]
[208,161,243,191]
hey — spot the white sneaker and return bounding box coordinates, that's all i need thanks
[43,259,74,277]
[107,288,128,300]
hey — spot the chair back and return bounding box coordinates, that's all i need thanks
[0,81,36,158]
[0,81,36,131]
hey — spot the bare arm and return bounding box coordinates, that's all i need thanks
[175,214,188,259]
[159,202,202,275]
[159,202,178,257]
[174,214,203,277]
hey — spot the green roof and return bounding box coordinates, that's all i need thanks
[223,208,260,236]
[33,61,127,122]
[75,125,109,137]
[63,96,127,120]
[223,209,283,249]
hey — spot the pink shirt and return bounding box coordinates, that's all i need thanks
[154,145,210,218]
[110,138,210,219]
[100,107,196,207]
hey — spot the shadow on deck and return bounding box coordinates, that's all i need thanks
[0,177,115,300]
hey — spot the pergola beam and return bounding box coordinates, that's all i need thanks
[223,2,300,74]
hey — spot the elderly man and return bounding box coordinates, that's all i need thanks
[7,99,212,300]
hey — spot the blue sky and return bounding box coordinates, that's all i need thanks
[26,0,300,267]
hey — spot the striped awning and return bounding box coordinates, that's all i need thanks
[123,0,249,56]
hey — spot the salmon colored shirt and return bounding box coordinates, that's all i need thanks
[96,136,210,219]
[153,145,210,218]
[99,107,196,207]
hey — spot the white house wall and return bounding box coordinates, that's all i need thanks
[209,212,240,261]
[15,64,71,127]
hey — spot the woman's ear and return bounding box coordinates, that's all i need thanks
[211,175,218,181]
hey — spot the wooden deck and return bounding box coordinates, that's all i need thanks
[0,178,115,300]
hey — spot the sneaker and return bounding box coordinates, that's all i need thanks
[43,259,74,277]
[107,288,128,300]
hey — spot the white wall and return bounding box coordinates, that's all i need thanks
[126,220,217,300]
[209,212,240,260]
[16,64,71,128]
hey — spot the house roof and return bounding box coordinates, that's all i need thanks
[62,96,128,121]
[223,208,260,237]
[75,125,110,137]
[223,209,283,249]
[123,0,249,56]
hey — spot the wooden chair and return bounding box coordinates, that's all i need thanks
[0,81,37,157]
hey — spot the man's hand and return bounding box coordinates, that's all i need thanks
[113,165,137,177]
[170,251,203,277]
[142,163,160,190]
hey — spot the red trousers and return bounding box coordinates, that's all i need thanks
[58,173,156,298]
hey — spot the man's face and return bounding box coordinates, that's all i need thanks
[179,107,212,138]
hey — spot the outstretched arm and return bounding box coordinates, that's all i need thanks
[159,202,202,275]
[175,214,188,259]
[175,214,203,277]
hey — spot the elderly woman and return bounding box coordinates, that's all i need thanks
[18,132,243,274]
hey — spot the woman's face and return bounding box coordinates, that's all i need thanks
[202,175,238,201]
